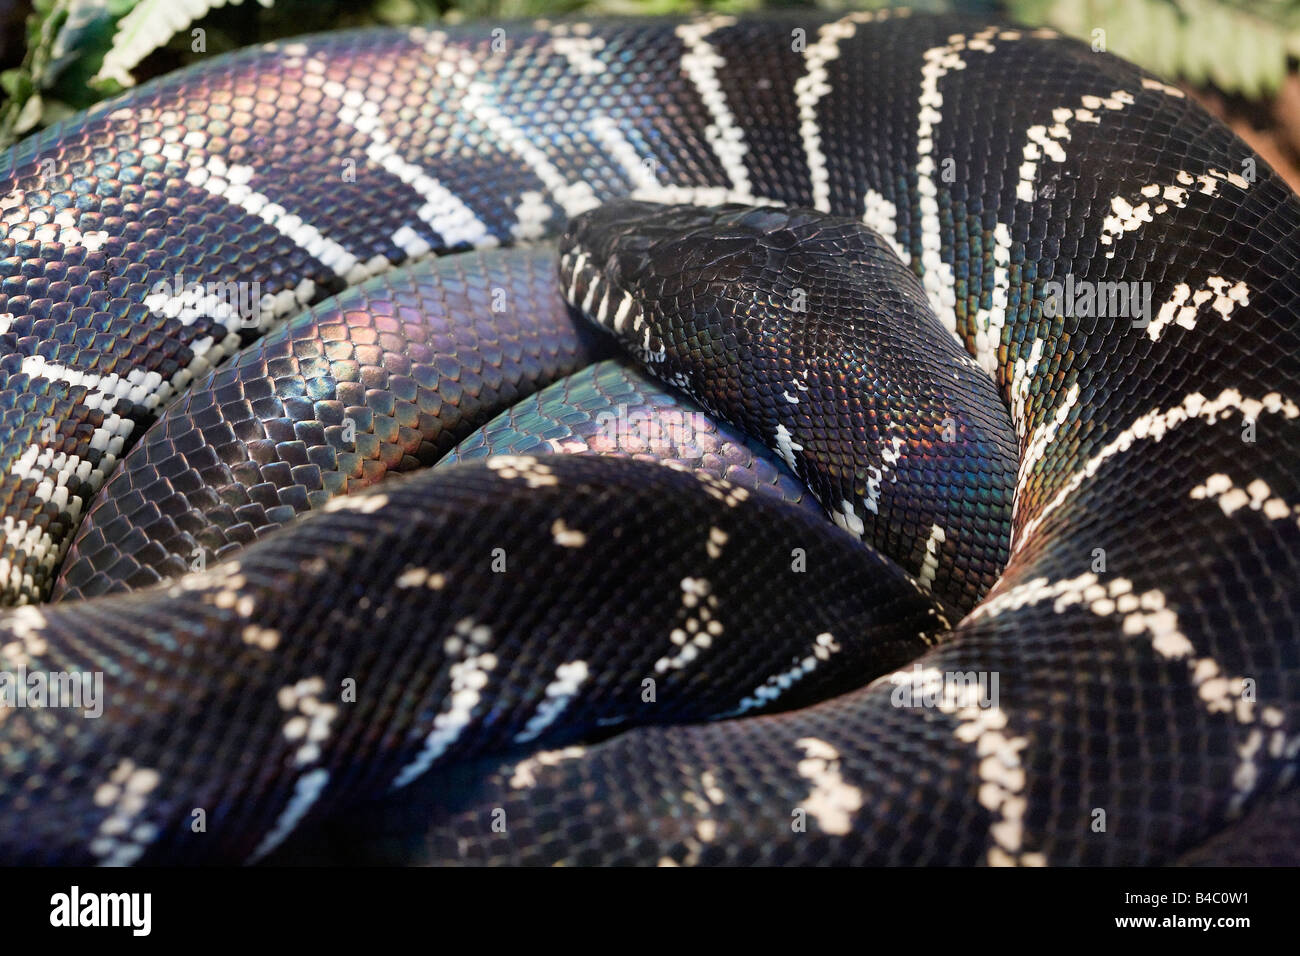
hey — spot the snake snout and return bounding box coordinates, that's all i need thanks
[559,199,766,345]
[560,200,667,288]
[559,200,666,345]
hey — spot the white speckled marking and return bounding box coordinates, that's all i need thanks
[880,664,1039,866]
[396,566,447,590]
[39,220,109,252]
[1101,169,1249,259]
[247,768,331,863]
[186,156,370,283]
[916,30,1001,334]
[0,605,48,671]
[1140,76,1185,98]
[392,619,497,789]
[275,676,338,768]
[319,72,496,251]
[515,660,590,743]
[587,115,662,192]
[1148,276,1250,342]
[730,633,842,715]
[773,423,803,471]
[660,770,728,865]
[1014,382,1080,512]
[323,493,389,514]
[795,738,862,835]
[89,760,162,866]
[551,519,587,548]
[511,190,552,241]
[242,625,280,650]
[486,455,559,488]
[916,524,946,592]
[795,9,901,212]
[971,571,1282,817]
[458,68,599,216]
[861,189,908,261]
[509,745,588,789]
[19,357,161,412]
[656,577,722,673]
[832,499,865,538]
[1191,474,1300,524]
[549,23,607,75]
[588,112,779,206]
[863,436,906,515]
[676,17,753,202]
[1015,389,1299,551]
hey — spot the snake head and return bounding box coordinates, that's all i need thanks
[560,201,1019,614]
[557,199,942,423]
[558,200,804,414]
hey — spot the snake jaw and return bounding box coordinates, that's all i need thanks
[559,200,779,388]
[559,228,657,349]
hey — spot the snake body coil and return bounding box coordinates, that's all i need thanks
[0,11,1297,865]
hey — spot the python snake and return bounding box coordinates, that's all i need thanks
[0,10,1298,866]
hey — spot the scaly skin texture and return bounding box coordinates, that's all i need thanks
[0,12,1295,865]
[560,202,1018,613]
[441,358,821,518]
[53,246,612,600]
[0,456,943,865]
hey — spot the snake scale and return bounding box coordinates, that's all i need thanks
[0,9,1297,866]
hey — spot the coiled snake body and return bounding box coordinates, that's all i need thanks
[0,11,1298,865]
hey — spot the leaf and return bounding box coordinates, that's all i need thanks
[45,0,136,109]
[94,0,275,89]
[0,0,72,150]
[38,98,80,125]
[48,0,118,83]
[0,68,32,100]
[14,94,45,134]
[1007,0,1300,99]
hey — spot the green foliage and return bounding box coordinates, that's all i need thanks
[1,0,74,147]
[95,0,274,89]
[1007,0,1300,97]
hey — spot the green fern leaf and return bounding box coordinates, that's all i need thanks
[1007,0,1300,99]
[94,0,274,89]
